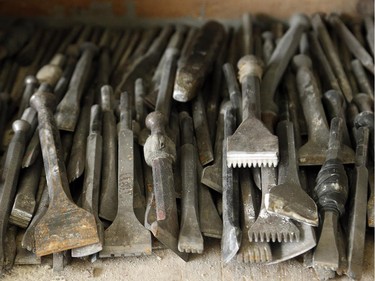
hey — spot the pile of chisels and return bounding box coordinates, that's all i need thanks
[0,12,373,280]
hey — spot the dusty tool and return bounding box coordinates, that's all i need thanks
[0,107,35,268]
[313,117,349,274]
[53,251,70,273]
[100,91,151,258]
[197,161,222,239]
[363,16,374,56]
[260,13,309,119]
[55,42,98,132]
[329,14,374,74]
[98,85,118,222]
[221,101,241,263]
[173,21,225,102]
[16,75,38,119]
[116,26,173,100]
[354,111,374,225]
[67,90,94,182]
[192,92,214,166]
[71,105,104,257]
[177,112,203,254]
[227,55,279,168]
[322,90,352,148]
[308,32,341,93]
[265,121,318,226]
[144,112,188,261]
[249,166,300,243]
[146,26,188,109]
[351,59,373,98]
[241,13,253,55]
[346,125,369,280]
[237,169,272,263]
[353,93,374,113]
[30,89,98,256]
[262,31,274,64]
[112,28,159,86]
[15,230,41,265]
[367,164,374,227]
[206,32,229,144]
[143,155,156,231]
[22,62,67,169]
[311,14,353,102]
[223,63,242,123]
[3,225,17,272]
[201,102,225,193]
[22,175,47,252]
[352,99,374,158]
[9,156,42,228]
[293,54,355,165]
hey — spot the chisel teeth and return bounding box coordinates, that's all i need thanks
[226,152,278,168]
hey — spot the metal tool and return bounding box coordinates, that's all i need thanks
[249,165,300,243]
[100,91,151,257]
[192,91,214,166]
[55,42,98,132]
[0,107,35,268]
[227,55,279,168]
[293,54,355,165]
[22,60,67,169]
[322,89,352,147]
[98,85,118,222]
[15,230,41,265]
[267,179,316,265]
[177,112,203,254]
[261,13,309,120]
[223,63,242,124]
[173,21,225,102]
[311,14,353,103]
[354,112,374,226]
[328,14,374,74]
[265,121,318,226]
[351,59,374,98]
[201,102,225,193]
[206,32,229,144]
[262,31,274,64]
[22,175,48,252]
[364,16,374,56]
[308,31,341,93]
[346,124,369,280]
[353,93,374,113]
[237,169,271,263]
[71,105,104,257]
[30,89,98,256]
[116,26,173,100]
[3,225,17,272]
[9,156,42,228]
[112,28,158,86]
[197,161,222,239]
[67,90,94,182]
[221,101,241,263]
[143,44,187,259]
[241,13,253,55]
[144,112,188,261]
[146,26,188,109]
[313,117,349,274]
[367,164,374,228]
[16,75,38,119]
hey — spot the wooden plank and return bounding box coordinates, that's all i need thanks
[0,0,359,19]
